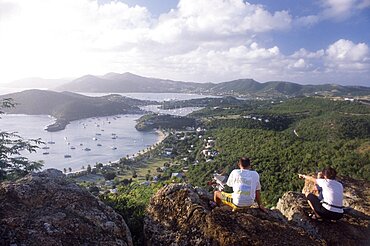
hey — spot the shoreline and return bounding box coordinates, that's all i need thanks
[130,129,168,159]
[66,129,168,176]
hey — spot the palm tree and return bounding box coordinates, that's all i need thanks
[68,167,72,173]
[63,168,67,173]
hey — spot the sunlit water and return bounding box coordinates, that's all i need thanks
[1,114,159,172]
[80,92,218,102]
[0,91,213,172]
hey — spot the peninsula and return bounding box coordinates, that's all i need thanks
[0,89,155,131]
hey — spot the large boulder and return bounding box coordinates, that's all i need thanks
[144,183,318,245]
[0,169,133,246]
[277,177,370,245]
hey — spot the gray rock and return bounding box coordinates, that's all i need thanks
[0,170,133,246]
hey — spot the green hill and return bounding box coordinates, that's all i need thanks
[0,89,150,131]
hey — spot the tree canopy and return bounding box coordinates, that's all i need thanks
[0,98,43,181]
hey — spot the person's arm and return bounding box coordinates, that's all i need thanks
[255,190,268,213]
[298,173,317,183]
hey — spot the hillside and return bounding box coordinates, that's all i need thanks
[146,97,370,205]
[0,89,151,131]
[56,72,370,98]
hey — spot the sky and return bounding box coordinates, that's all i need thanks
[0,0,369,86]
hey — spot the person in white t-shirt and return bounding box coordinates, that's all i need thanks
[298,167,344,220]
[213,157,267,212]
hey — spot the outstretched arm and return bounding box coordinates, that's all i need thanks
[298,174,317,183]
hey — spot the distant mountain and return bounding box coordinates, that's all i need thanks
[56,72,370,98]
[206,79,370,97]
[4,77,71,89]
[57,72,211,93]
[0,89,151,131]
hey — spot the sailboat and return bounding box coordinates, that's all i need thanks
[47,133,56,144]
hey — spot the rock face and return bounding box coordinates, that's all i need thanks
[277,177,370,246]
[145,181,370,246]
[0,169,133,246]
[144,184,318,246]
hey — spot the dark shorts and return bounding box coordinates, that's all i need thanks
[307,193,343,220]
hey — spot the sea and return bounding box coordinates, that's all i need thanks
[0,88,213,172]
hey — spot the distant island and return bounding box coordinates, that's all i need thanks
[0,90,155,131]
[56,72,370,98]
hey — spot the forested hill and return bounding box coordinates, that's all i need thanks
[164,97,370,205]
[56,72,370,97]
[0,89,152,131]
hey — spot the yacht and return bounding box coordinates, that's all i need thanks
[70,146,76,150]
[93,137,98,141]
[64,154,72,158]
[84,148,91,151]
[97,143,102,147]
[111,146,117,150]
[42,152,50,155]
[47,141,56,144]
[42,146,50,150]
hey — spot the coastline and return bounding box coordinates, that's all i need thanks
[131,129,168,158]
[66,129,168,176]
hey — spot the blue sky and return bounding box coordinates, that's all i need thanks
[0,0,369,86]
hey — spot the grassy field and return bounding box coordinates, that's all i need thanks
[118,158,171,181]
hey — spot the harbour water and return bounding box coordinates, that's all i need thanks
[1,114,159,171]
[0,91,213,172]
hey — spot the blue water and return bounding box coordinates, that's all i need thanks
[1,114,158,172]
[0,92,212,172]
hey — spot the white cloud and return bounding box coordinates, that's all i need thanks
[320,0,370,19]
[326,39,369,61]
[0,0,368,86]
[151,0,291,44]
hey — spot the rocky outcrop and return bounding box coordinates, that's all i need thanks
[301,176,370,216]
[0,169,133,246]
[277,177,370,246]
[144,184,318,245]
[145,180,370,246]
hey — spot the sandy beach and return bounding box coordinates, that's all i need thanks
[132,129,168,158]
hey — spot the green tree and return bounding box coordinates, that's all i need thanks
[0,98,43,181]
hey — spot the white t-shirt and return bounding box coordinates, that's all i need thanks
[316,179,344,213]
[226,169,261,206]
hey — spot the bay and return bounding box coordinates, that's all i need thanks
[1,114,159,172]
[0,92,213,172]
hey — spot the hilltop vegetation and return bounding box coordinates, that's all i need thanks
[135,114,198,131]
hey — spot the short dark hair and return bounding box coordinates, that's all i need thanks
[238,157,251,168]
[322,167,337,179]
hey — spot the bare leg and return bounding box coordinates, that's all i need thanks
[306,194,321,218]
[214,191,222,206]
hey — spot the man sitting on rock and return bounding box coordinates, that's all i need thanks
[213,157,267,212]
[299,167,344,220]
